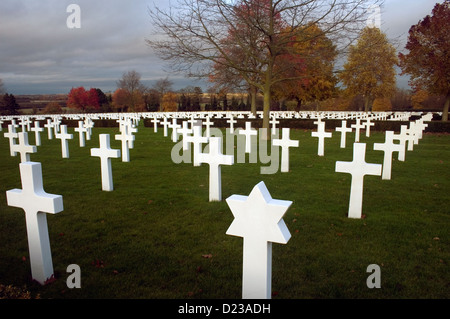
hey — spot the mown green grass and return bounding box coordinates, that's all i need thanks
[0,122,448,299]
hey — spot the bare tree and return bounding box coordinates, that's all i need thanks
[147,0,382,137]
[151,76,174,111]
[117,70,147,111]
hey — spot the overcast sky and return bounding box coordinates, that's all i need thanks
[0,0,442,95]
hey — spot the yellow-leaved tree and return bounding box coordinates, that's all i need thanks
[339,27,398,111]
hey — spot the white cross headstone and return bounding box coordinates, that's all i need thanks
[311,121,332,156]
[83,118,94,141]
[74,121,87,147]
[351,119,365,142]
[203,116,214,138]
[30,121,44,146]
[392,126,408,161]
[364,118,375,137]
[373,131,404,180]
[336,120,352,148]
[272,128,299,173]
[4,124,19,156]
[151,116,159,133]
[198,137,234,201]
[185,125,208,167]
[44,119,54,140]
[270,116,280,136]
[335,143,382,219]
[115,126,135,162]
[6,162,64,285]
[12,132,37,163]
[239,122,257,154]
[226,181,292,299]
[227,115,237,134]
[55,125,73,158]
[178,121,193,151]
[91,134,121,191]
[161,117,170,137]
[169,118,181,142]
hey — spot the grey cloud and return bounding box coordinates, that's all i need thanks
[0,0,440,94]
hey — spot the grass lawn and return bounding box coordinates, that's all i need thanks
[0,121,448,299]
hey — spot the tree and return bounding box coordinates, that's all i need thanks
[112,88,130,112]
[398,1,450,121]
[152,76,174,111]
[339,26,398,112]
[67,87,100,112]
[147,0,379,138]
[1,93,20,115]
[161,92,178,112]
[411,89,429,110]
[117,70,147,111]
[271,23,338,111]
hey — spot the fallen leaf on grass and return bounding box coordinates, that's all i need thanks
[202,254,213,259]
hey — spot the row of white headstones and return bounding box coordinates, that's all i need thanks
[1,111,431,298]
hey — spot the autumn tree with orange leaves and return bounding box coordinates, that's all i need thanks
[339,26,398,112]
[399,1,450,121]
[271,23,337,111]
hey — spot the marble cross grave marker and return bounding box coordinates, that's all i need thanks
[335,143,382,219]
[12,132,37,163]
[74,121,88,147]
[203,116,214,138]
[91,134,121,191]
[226,181,292,299]
[4,124,19,156]
[336,120,352,148]
[272,128,299,172]
[311,121,332,156]
[30,121,44,146]
[239,122,257,154]
[178,121,193,151]
[151,116,159,133]
[44,119,55,140]
[198,137,234,201]
[115,125,135,162]
[270,116,280,135]
[364,118,375,137]
[169,118,181,142]
[351,119,365,143]
[6,162,64,285]
[161,117,170,137]
[373,131,403,180]
[227,115,237,134]
[55,125,73,158]
[392,126,408,161]
[185,125,208,167]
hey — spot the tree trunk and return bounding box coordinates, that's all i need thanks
[295,97,302,111]
[250,86,257,115]
[364,95,372,112]
[442,93,449,122]
[262,87,271,141]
